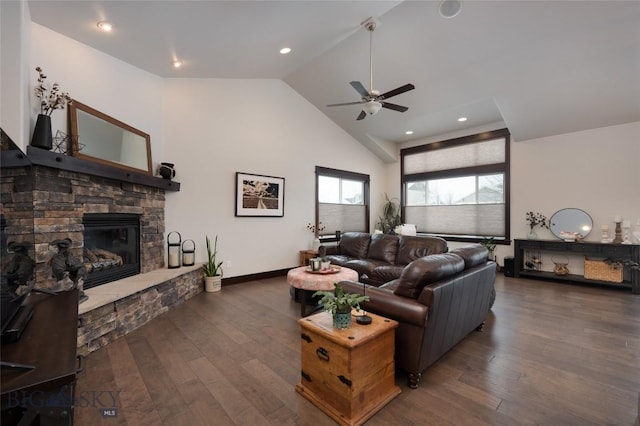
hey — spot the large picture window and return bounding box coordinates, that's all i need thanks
[315,166,369,238]
[401,129,510,242]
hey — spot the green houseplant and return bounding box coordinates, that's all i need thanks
[203,235,223,292]
[376,193,402,234]
[313,283,369,329]
[480,237,497,261]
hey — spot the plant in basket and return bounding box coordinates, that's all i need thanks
[313,283,369,329]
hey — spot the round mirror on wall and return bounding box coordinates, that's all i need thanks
[549,208,593,241]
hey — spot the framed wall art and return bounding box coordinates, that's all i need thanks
[235,172,285,217]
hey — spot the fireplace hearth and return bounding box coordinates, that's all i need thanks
[83,213,140,289]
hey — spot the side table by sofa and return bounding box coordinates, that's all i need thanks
[296,310,400,426]
[299,249,318,266]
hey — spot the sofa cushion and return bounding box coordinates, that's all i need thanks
[370,265,405,286]
[367,233,399,264]
[344,259,388,278]
[449,244,488,268]
[394,253,465,299]
[396,236,448,265]
[339,232,371,259]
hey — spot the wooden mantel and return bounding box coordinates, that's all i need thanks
[27,146,180,191]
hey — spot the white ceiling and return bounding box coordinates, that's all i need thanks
[28,1,640,162]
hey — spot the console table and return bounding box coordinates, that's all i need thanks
[514,239,639,294]
[1,289,79,425]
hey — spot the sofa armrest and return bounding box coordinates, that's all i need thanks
[339,280,428,328]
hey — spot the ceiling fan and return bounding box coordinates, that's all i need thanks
[327,17,415,121]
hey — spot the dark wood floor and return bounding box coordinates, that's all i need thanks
[74,273,640,425]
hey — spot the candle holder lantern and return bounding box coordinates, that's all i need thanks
[182,239,195,266]
[167,231,182,268]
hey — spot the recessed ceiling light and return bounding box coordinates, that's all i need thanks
[172,60,183,68]
[439,0,463,19]
[97,21,113,32]
[280,47,292,55]
[457,117,468,122]
[405,130,414,135]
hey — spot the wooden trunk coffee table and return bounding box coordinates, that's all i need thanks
[287,265,358,317]
[296,310,400,426]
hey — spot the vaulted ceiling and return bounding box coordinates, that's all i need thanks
[28,1,640,162]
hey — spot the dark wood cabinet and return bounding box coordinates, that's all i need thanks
[1,290,79,425]
[514,239,639,294]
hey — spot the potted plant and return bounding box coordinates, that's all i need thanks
[313,283,369,329]
[32,66,72,150]
[202,235,223,292]
[480,237,497,261]
[525,211,549,239]
[376,194,402,234]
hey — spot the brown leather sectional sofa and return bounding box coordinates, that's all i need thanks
[340,243,496,389]
[321,232,448,286]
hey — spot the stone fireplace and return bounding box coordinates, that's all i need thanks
[31,163,165,290]
[2,144,203,355]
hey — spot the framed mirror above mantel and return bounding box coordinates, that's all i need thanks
[68,99,153,175]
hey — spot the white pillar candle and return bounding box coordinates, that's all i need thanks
[614,215,622,222]
[169,252,179,266]
[601,224,609,231]
[622,220,631,228]
[183,252,194,265]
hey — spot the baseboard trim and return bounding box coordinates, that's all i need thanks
[222,268,290,286]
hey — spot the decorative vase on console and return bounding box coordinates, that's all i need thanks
[31,66,71,150]
[525,211,548,240]
[612,216,623,244]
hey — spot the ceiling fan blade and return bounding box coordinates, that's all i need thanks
[350,81,370,98]
[380,83,415,100]
[327,101,363,107]
[356,110,367,120]
[381,102,409,112]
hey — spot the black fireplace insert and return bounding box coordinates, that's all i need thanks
[83,213,140,289]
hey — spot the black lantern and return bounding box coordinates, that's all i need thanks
[182,239,195,266]
[167,231,181,268]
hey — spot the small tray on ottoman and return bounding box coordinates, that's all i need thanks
[305,265,341,275]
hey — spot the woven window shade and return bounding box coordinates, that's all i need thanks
[404,138,505,174]
[319,203,366,235]
[405,204,505,237]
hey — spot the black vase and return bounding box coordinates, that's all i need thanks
[31,114,53,150]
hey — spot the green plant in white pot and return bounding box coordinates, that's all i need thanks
[376,193,402,234]
[313,283,369,329]
[203,235,223,292]
[480,237,497,261]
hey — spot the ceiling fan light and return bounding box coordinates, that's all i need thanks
[363,100,382,115]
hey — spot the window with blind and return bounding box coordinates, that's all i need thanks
[315,166,369,238]
[401,128,510,242]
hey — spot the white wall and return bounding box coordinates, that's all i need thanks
[28,23,165,167]
[391,121,640,266]
[162,79,387,277]
[0,1,30,147]
[508,122,640,270]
